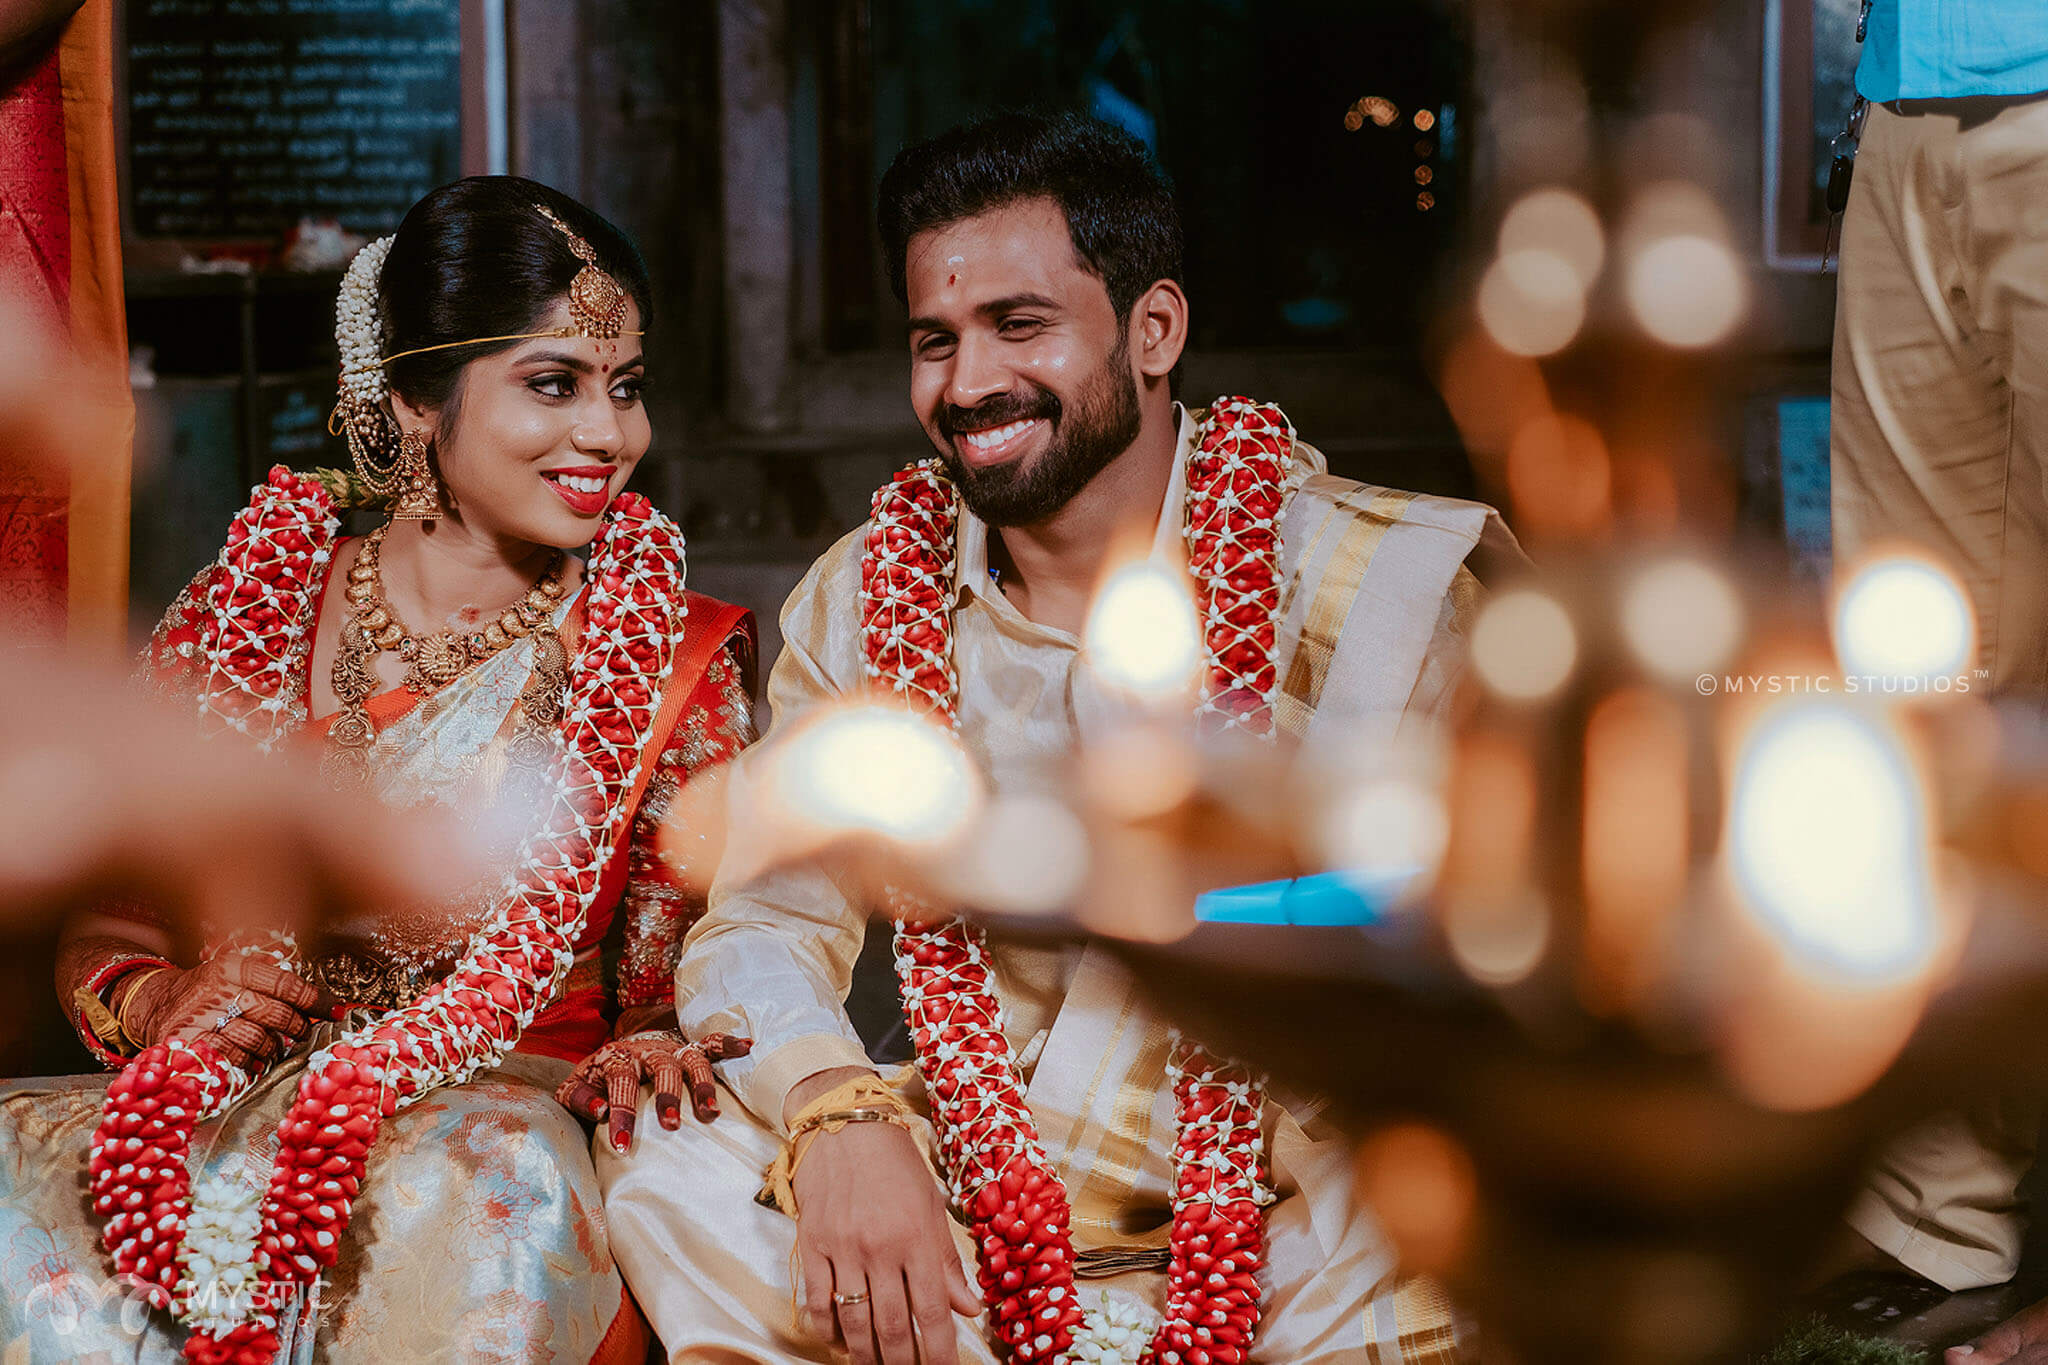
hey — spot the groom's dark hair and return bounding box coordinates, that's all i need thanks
[877,110,1185,328]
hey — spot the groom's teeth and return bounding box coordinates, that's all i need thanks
[964,420,1034,450]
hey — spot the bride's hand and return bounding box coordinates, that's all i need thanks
[119,955,339,1071]
[556,1030,752,1152]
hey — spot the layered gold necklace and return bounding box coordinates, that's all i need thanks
[324,524,570,787]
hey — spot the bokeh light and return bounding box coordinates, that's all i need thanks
[1322,775,1449,899]
[1623,558,1745,683]
[1477,248,1586,357]
[1414,108,1437,132]
[776,704,980,847]
[1471,589,1578,702]
[954,793,1091,915]
[1834,553,1976,687]
[1581,689,1689,1013]
[1727,700,1936,982]
[1084,559,1203,703]
[1506,413,1612,541]
[1627,234,1746,349]
[1493,69,1592,181]
[1446,888,1551,986]
[1499,188,1605,290]
[1354,1123,1475,1275]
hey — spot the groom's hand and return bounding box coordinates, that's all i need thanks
[788,1070,980,1365]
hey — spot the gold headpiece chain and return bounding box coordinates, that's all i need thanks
[346,203,641,378]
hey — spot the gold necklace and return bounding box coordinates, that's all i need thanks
[323,524,569,787]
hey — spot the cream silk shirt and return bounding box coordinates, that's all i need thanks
[678,405,1509,1133]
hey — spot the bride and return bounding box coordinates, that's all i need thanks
[2,176,753,1363]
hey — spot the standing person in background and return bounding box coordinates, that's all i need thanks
[1827,5,2048,1361]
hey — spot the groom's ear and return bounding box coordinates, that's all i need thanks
[1131,278,1189,385]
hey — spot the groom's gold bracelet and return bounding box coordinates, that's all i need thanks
[760,1078,913,1216]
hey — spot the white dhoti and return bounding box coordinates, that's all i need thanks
[598,1083,1406,1363]
[602,949,1461,1363]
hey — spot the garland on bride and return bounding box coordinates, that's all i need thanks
[88,466,687,1361]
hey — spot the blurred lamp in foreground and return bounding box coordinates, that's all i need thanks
[1833,553,1975,688]
[1084,558,1203,704]
[1727,700,1935,981]
[775,703,980,847]
[1470,589,1578,702]
[1623,558,1744,683]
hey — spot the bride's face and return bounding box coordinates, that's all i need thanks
[423,296,651,549]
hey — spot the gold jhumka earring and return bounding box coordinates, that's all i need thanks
[389,429,441,521]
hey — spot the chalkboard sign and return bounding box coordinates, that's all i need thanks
[127,0,462,240]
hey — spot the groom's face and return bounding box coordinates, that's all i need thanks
[904,196,1141,527]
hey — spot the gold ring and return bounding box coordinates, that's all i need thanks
[832,1289,870,1308]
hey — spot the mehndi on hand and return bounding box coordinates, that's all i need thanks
[556,1030,752,1151]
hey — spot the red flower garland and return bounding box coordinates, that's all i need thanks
[88,468,687,1358]
[862,399,1293,1363]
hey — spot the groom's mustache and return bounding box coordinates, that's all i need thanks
[938,388,1060,440]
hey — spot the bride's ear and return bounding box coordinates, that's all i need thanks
[388,389,436,442]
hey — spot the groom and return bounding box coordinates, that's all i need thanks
[600,111,1512,1363]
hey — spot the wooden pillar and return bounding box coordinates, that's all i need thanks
[718,0,794,433]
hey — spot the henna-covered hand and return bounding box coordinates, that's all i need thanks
[555,1030,752,1152]
[120,954,340,1072]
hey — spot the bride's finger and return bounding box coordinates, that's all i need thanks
[556,1075,608,1122]
[647,1050,686,1129]
[682,1045,720,1121]
[604,1053,640,1153]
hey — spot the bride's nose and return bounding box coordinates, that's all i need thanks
[570,403,624,457]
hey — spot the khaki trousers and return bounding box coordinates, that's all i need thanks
[1832,96,2048,1290]
[1832,97,2048,692]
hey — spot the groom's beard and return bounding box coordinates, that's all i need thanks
[935,340,1144,529]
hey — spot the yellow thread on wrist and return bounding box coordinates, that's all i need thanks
[760,1077,913,1218]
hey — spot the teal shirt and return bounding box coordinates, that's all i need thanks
[1857,0,2048,102]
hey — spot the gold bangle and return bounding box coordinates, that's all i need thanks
[113,967,170,1050]
[785,1076,909,1134]
[790,1106,909,1142]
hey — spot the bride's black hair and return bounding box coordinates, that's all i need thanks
[378,176,653,419]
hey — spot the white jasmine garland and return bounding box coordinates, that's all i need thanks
[1068,1293,1161,1364]
[175,1171,267,1334]
[335,235,394,406]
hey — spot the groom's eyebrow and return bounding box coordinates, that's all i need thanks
[907,293,1064,334]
